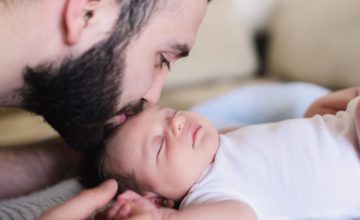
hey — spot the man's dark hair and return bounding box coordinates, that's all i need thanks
[21,0,161,151]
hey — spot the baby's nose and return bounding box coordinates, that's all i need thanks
[171,114,186,136]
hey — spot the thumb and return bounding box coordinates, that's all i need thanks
[40,179,118,220]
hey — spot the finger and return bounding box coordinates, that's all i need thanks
[108,201,122,220]
[40,179,118,220]
[110,198,133,219]
[118,190,143,201]
[164,200,175,208]
[117,197,127,205]
[113,203,132,220]
[110,197,133,219]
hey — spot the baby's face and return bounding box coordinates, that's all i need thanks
[107,106,219,200]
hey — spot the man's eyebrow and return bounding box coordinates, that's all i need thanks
[171,43,190,58]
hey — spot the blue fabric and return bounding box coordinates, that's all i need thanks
[191,82,330,130]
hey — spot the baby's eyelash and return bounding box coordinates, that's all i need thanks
[157,137,165,157]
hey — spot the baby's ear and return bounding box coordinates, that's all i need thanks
[143,192,175,208]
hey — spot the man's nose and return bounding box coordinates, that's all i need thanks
[171,114,186,136]
[143,73,167,104]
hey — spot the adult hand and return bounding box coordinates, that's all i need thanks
[304,87,358,117]
[107,191,163,220]
[40,179,118,220]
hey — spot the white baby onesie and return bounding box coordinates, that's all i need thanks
[181,97,360,219]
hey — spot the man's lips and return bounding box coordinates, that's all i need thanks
[191,125,202,148]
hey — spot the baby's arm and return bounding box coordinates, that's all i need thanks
[304,87,359,117]
[110,191,255,220]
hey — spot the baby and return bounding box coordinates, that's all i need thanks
[88,97,360,220]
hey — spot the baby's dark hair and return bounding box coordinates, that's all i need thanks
[79,125,145,196]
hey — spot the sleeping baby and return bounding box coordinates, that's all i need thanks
[85,96,360,220]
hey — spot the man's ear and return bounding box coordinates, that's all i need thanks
[143,192,175,208]
[63,0,95,45]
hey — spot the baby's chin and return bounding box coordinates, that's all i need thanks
[204,127,220,163]
[211,134,220,163]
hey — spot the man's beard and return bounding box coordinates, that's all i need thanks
[21,34,134,152]
[19,0,160,152]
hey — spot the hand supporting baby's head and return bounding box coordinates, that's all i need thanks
[81,106,220,204]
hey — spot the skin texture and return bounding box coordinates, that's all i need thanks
[92,106,255,220]
[40,179,118,220]
[104,189,256,220]
[21,0,160,151]
[0,137,82,199]
[0,0,152,198]
[2,0,354,219]
[42,88,358,219]
[105,106,219,201]
[304,87,358,117]
[3,0,208,153]
[34,0,208,219]
[98,88,360,220]
[0,0,207,197]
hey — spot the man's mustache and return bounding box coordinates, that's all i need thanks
[118,98,147,117]
[104,98,147,136]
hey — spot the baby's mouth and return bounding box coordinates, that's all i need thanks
[191,125,202,148]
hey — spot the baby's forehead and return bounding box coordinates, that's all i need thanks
[108,105,171,146]
[105,123,138,163]
[108,108,153,142]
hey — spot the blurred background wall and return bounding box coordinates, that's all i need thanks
[165,0,360,89]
